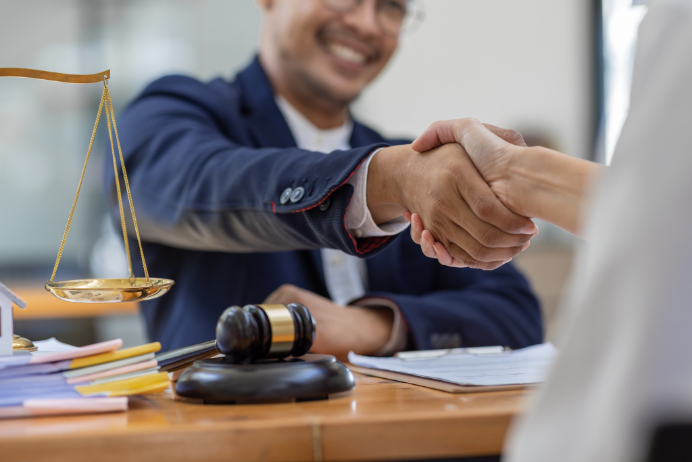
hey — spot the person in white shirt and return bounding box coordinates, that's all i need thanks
[407,0,692,459]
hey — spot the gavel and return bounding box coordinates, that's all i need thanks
[215,303,316,363]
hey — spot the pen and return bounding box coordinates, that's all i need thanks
[395,345,508,361]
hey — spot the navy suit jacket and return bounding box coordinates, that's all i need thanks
[107,57,542,352]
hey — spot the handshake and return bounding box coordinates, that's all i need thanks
[366,118,598,269]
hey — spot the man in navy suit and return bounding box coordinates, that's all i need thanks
[108,0,543,355]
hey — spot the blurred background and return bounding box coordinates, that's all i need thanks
[0,0,646,346]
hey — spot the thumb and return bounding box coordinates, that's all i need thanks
[483,123,527,147]
[411,119,458,152]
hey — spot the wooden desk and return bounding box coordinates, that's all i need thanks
[0,374,528,462]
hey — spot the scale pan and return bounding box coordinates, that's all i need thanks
[45,278,174,303]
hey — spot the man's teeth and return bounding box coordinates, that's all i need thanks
[327,43,367,65]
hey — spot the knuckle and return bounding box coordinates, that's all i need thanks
[468,243,492,262]
[507,129,525,145]
[277,284,297,295]
[464,117,480,126]
[430,194,447,211]
[472,194,497,222]
[428,215,447,234]
[479,261,503,271]
[464,259,484,269]
[449,247,479,268]
[477,227,504,248]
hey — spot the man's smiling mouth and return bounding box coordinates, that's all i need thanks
[324,41,368,65]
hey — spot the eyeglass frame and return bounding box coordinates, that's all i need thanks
[319,0,426,37]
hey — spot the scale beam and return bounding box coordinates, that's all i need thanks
[0,68,109,84]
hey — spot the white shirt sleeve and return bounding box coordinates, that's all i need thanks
[506,3,692,462]
[344,148,410,238]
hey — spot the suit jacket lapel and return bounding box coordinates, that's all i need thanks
[235,57,296,149]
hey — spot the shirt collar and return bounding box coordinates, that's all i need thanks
[275,95,353,153]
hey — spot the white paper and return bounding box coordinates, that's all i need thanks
[32,338,79,355]
[348,342,557,386]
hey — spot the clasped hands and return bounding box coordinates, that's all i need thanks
[367,118,538,269]
[264,121,540,358]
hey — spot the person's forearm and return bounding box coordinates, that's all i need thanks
[366,144,409,224]
[506,147,605,236]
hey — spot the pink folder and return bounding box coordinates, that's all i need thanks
[0,397,128,419]
[66,359,158,384]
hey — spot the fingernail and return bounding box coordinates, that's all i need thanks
[421,239,427,247]
[502,259,512,264]
[522,241,531,251]
[520,224,536,234]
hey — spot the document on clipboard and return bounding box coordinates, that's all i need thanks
[347,342,557,393]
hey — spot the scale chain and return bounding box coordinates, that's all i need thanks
[50,81,151,285]
[49,89,106,283]
[105,86,150,282]
[104,85,135,282]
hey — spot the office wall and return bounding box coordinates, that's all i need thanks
[0,0,590,275]
[353,0,593,161]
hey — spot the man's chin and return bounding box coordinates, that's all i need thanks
[308,79,363,107]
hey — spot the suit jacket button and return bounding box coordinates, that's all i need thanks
[280,187,293,205]
[319,197,331,211]
[290,186,305,203]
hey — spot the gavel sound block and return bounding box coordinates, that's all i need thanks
[175,304,355,404]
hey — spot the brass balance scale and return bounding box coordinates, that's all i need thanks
[0,68,174,351]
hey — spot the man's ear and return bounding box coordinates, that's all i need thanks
[256,0,273,11]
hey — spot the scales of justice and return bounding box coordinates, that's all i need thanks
[0,68,175,350]
[1,69,355,402]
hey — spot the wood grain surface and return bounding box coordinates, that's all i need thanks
[0,373,529,462]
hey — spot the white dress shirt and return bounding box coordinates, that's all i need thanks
[506,1,692,461]
[275,96,409,355]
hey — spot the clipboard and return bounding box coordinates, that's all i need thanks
[347,364,532,394]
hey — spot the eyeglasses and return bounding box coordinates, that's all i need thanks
[321,0,425,37]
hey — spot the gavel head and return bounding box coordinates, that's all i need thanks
[215,303,316,363]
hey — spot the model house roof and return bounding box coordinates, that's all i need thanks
[0,281,26,309]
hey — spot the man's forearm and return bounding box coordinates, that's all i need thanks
[508,147,605,236]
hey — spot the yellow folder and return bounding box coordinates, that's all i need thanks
[69,342,161,370]
[76,371,169,396]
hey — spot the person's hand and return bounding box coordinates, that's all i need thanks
[263,284,393,360]
[367,141,536,270]
[404,210,532,267]
[403,119,534,267]
[411,118,526,214]
[409,118,602,243]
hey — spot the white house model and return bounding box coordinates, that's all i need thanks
[0,281,27,356]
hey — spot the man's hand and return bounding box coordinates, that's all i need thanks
[263,284,393,360]
[411,118,526,214]
[366,141,536,270]
[399,119,535,268]
[406,118,600,258]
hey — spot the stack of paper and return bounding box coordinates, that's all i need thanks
[348,342,557,390]
[0,338,168,418]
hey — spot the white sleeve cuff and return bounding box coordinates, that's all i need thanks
[344,148,410,238]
